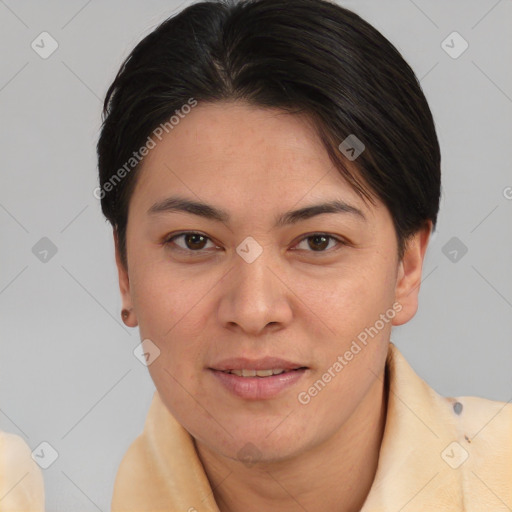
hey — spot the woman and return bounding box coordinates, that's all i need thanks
[96,0,512,510]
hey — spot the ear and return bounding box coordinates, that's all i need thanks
[392,221,432,326]
[114,229,138,328]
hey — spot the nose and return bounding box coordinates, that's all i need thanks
[217,245,293,336]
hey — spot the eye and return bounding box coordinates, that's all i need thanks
[164,232,218,253]
[163,231,346,255]
[293,233,346,253]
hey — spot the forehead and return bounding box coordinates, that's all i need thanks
[131,100,377,219]
[143,100,333,173]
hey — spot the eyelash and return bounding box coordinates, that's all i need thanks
[163,231,347,255]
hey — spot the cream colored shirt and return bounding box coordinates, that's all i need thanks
[0,431,45,511]
[111,342,512,511]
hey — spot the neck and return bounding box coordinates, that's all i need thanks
[196,366,389,512]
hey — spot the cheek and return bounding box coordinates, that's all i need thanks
[298,257,397,401]
[130,261,213,338]
[128,265,217,404]
[304,260,397,335]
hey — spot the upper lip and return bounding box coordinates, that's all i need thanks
[209,357,307,372]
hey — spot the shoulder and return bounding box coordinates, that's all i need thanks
[447,393,512,466]
[439,393,512,508]
[383,343,512,509]
[0,430,45,511]
[422,376,512,507]
[111,431,170,510]
[449,393,512,438]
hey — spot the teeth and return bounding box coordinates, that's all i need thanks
[229,369,287,377]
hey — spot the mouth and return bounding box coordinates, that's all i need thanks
[209,356,308,373]
[208,358,309,400]
[217,367,307,377]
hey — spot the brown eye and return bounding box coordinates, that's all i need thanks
[294,233,344,253]
[308,234,329,251]
[183,233,208,250]
[166,232,216,252]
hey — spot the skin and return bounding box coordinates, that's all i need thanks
[115,100,431,512]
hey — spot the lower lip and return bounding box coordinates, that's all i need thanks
[209,368,307,400]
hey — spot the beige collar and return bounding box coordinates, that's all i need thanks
[111,342,512,511]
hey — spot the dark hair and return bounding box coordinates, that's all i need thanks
[97,0,441,268]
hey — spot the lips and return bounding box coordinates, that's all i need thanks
[208,356,308,399]
[225,368,289,377]
[210,367,307,400]
[209,356,307,373]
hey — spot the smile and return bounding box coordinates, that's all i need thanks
[210,367,308,400]
[221,368,304,377]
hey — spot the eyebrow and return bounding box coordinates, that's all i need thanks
[148,195,366,227]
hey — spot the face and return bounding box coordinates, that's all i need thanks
[115,100,430,464]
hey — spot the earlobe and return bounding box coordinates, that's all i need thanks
[392,221,432,326]
[114,229,138,328]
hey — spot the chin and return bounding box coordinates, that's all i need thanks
[211,428,305,463]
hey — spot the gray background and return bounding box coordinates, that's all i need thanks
[1,0,511,510]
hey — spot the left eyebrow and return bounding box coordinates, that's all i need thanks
[147,195,366,227]
[274,200,366,227]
